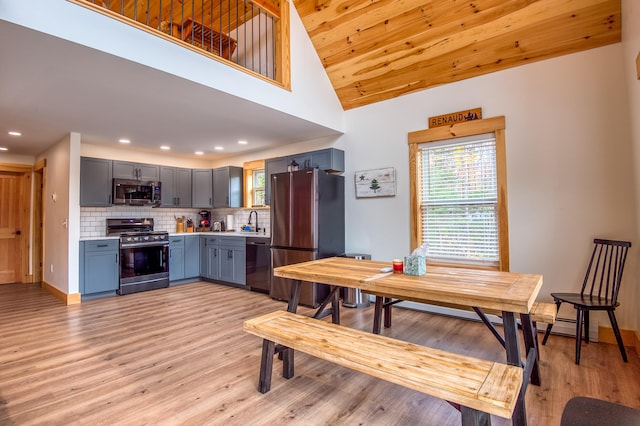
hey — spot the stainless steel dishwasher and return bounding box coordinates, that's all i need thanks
[246,237,271,293]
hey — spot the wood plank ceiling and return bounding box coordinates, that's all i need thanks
[293,0,622,110]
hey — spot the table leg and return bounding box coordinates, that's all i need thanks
[373,296,383,334]
[503,311,529,426]
[383,297,392,328]
[331,288,340,324]
[520,313,541,386]
[286,279,302,313]
[502,311,522,367]
[281,280,302,363]
[312,285,340,321]
[473,307,506,348]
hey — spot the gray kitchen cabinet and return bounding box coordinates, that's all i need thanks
[310,148,345,172]
[264,148,344,205]
[217,237,246,285]
[264,157,288,206]
[81,239,119,297]
[200,236,217,279]
[199,236,245,285]
[80,157,113,207]
[184,235,200,278]
[192,169,213,208]
[169,236,185,281]
[160,166,192,207]
[171,235,200,282]
[113,160,159,181]
[212,166,244,208]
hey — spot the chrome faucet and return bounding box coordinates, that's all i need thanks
[248,210,259,233]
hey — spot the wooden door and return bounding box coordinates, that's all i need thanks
[0,171,22,284]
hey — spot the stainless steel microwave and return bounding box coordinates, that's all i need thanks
[112,179,161,205]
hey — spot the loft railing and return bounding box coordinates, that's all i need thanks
[71,0,288,85]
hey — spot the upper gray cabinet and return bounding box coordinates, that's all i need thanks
[80,157,112,207]
[264,148,344,205]
[113,161,159,181]
[192,169,213,208]
[213,166,244,208]
[160,166,192,208]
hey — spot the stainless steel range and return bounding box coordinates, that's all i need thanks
[107,218,169,295]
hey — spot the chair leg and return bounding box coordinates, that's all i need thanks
[575,308,584,365]
[584,310,590,344]
[607,309,628,362]
[542,300,561,345]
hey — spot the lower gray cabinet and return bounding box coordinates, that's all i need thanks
[199,236,246,285]
[170,235,200,282]
[184,235,200,279]
[200,236,217,279]
[80,239,119,297]
[218,238,246,285]
[169,236,185,281]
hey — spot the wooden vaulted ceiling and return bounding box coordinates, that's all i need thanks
[294,0,622,110]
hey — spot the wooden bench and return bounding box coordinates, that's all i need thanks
[244,310,534,426]
[530,301,557,325]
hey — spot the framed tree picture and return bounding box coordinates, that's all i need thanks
[354,167,396,198]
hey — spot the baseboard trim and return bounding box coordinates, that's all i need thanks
[42,281,81,305]
[598,325,637,349]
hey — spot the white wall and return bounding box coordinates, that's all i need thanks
[343,44,637,330]
[0,154,35,165]
[623,0,640,334]
[36,133,81,294]
[81,143,212,169]
[0,0,344,134]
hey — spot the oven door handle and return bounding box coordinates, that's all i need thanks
[120,241,169,249]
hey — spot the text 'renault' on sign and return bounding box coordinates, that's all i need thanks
[429,108,482,128]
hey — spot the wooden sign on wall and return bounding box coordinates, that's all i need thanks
[429,108,482,128]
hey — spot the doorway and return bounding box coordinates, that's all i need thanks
[0,163,32,284]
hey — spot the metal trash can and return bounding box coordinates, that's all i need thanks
[342,253,371,308]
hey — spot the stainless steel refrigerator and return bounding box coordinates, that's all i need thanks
[270,169,345,307]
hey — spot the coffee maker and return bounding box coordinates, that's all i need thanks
[198,210,211,231]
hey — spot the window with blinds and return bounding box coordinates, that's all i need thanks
[419,134,499,267]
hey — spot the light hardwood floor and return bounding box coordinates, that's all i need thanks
[1,282,638,425]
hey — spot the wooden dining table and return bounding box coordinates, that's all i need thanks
[273,256,544,382]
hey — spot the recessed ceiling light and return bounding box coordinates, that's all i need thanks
[119,138,131,144]
[214,146,224,151]
[238,140,248,145]
[160,146,171,150]
[195,151,204,155]
[0,147,8,151]
[8,131,21,136]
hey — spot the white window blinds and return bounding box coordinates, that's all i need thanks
[419,135,499,266]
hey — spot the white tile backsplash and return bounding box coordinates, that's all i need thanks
[80,207,271,238]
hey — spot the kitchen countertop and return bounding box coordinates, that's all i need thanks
[169,231,270,238]
[80,232,270,241]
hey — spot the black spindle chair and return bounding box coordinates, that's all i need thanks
[541,238,631,365]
